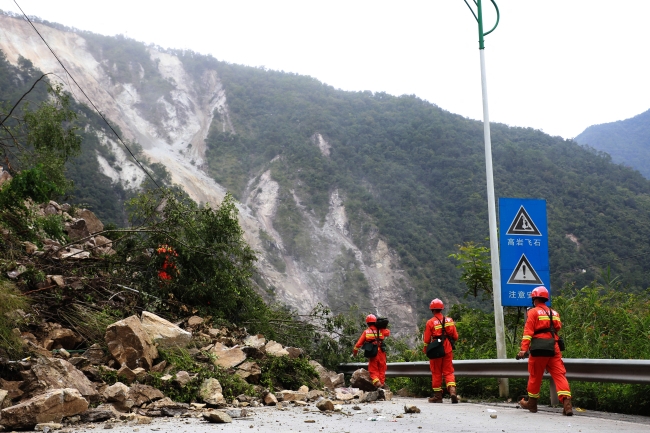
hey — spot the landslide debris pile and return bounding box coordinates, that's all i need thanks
[0,197,386,430]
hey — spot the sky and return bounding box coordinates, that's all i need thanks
[1,0,648,139]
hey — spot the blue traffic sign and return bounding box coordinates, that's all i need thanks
[499,198,550,307]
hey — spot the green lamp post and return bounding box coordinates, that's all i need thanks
[463,0,508,397]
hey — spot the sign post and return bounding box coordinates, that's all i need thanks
[499,198,550,307]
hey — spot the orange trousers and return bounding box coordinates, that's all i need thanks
[527,352,571,401]
[368,350,387,385]
[429,351,456,391]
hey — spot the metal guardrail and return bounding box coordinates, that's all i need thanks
[338,359,650,385]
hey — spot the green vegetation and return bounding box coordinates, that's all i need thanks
[0,280,29,358]
[258,356,318,392]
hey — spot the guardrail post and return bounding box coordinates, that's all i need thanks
[549,379,559,406]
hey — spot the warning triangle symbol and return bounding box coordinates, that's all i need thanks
[506,206,541,236]
[507,255,543,285]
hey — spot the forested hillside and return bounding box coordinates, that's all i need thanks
[3,12,650,320]
[179,52,650,302]
[575,109,650,179]
[0,51,129,225]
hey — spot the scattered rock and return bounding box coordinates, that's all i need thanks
[199,378,225,407]
[0,388,88,430]
[29,357,99,401]
[360,391,378,403]
[276,390,307,402]
[82,344,105,365]
[235,361,261,383]
[350,369,376,391]
[187,316,204,327]
[24,241,38,254]
[74,209,104,234]
[140,311,192,348]
[202,410,232,423]
[286,347,303,358]
[116,365,137,384]
[80,406,118,423]
[307,390,325,401]
[35,422,63,431]
[128,384,164,406]
[105,315,158,370]
[316,398,334,412]
[174,371,192,388]
[404,405,421,414]
[309,360,345,390]
[242,334,265,348]
[263,393,278,406]
[378,388,393,401]
[264,341,289,357]
[210,342,246,368]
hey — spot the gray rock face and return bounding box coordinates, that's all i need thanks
[140,311,192,348]
[105,315,158,370]
[350,368,376,391]
[0,388,88,430]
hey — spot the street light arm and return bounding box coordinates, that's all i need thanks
[484,0,500,36]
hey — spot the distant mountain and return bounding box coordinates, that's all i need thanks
[575,109,650,178]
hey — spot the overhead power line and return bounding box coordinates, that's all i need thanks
[13,0,160,190]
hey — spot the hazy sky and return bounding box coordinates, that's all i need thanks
[1,0,648,139]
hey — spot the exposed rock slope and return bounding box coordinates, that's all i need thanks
[0,15,416,333]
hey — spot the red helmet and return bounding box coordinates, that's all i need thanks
[365,314,377,324]
[531,286,549,300]
[429,298,444,310]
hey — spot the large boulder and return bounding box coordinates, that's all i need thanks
[276,390,307,402]
[350,368,377,391]
[64,219,90,242]
[140,311,192,348]
[210,342,246,368]
[74,209,104,234]
[48,327,82,350]
[309,360,345,390]
[128,384,164,407]
[103,382,134,412]
[30,357,98,401]
[0,388,88,430]
[264,340,289,357]
[105,315,158,370]
[199,378,225,407]
[235,361,261,383]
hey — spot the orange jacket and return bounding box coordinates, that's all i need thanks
[423,313,458,354]
[353,326,390,354]
[520,303,562,352]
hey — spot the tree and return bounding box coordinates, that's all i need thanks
[449,242,493,299]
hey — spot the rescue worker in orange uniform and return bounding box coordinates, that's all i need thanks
[423,298,459,403]
[518,286,573,416]
[353,314,390,389]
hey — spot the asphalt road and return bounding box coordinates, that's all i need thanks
[74,397,650,433]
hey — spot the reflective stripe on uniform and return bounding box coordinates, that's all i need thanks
[528,391,540,398]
